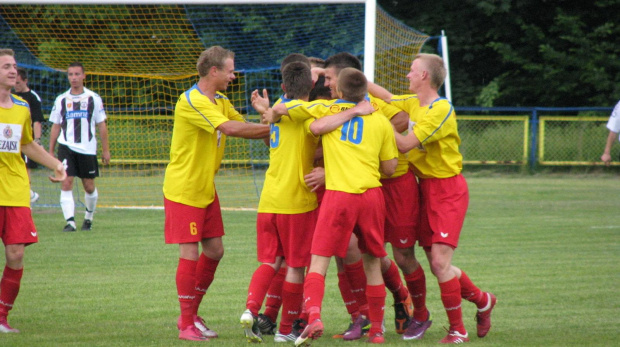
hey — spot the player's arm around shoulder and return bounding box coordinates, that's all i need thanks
[309,99,375,136]
[217,118,269,139]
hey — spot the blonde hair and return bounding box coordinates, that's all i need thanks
[414,53,446,90]
[0,49,15,57]
[196,46,234,77]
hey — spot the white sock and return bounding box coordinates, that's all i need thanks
[84,188,98,221]
[60,190,75,223]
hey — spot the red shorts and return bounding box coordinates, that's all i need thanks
[256,209,318,268]
[380,170,420,249]
[164,196,224,244]
[418,174,469,250]
[312,188,387,259]
[0,206,38,245]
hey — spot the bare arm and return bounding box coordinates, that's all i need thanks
[308,100,375,136]
[263,103,290,124]
[22,142,66,182]
[394,130,421,153]
[97,121,111,165]
[48,123,61,156]
[304,167,325,192]
[367,81,393,104]
[380,158,398,177]
[601,130,618,166]
[217,120,270,139]
[33,121,42,143]
[390,111,409,133]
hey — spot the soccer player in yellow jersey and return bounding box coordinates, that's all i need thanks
[369,53,497,344]
[162,46,269,341]
[308,52,428,340]
[240,58,319,343]
[0,48,66,333]
[268,68,398,345]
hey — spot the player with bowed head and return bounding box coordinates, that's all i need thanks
[369,53,497,344]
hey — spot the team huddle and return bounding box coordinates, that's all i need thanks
[163,46,496,345]
[0,45,495,345]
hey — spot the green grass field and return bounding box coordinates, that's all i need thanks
[2,174,619,346]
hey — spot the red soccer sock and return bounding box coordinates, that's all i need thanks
[344,260,369,317]
[193,253,219,315]
[303,272,325,322]
[0,266,23,318]
[246,264,277,316]
[366,284,386,336]
[459,270,486,308]
[279,281,303,335]
[404,265,429,321]
[176,258,197,329]
[264,265,286,322]
[382,259,409,303]
[439,276,466,334]
[337,271,359,318]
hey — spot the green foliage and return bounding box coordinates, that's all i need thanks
[378,0,620,107]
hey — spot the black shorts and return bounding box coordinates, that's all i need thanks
[58,144,99,179]
[21,153,39,169]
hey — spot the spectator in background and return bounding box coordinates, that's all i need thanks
[601,100,620,166]
[14,67,44,203]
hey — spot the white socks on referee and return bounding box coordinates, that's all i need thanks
[84,188,98,221]
[60,189,75,223]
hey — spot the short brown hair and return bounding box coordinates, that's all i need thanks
[17,67,27,80]
[414,53,446,90]
[324,52,362,74]
[196,46,235,77]
[0,48,15,57]
[337,67,367,103]
[68,61,84,73]
[281,61,312,100]
[280,53,310,73]
[308,57,325,68]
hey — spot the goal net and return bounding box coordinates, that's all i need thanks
[0,2,428,209]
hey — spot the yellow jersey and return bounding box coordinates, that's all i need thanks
[391,95,462,179]
[258,96,319,213]
[285,98,398,194]
[0,95,33,207]
[163,85,246,208]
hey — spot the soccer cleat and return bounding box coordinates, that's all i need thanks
[240,309,263,343]
[81,219,92,231]
[367,332,385,344]
[178,325,208,341]
[63,223,76,232]
[475,292,497,338]
[30,190,39,204]
[343,315,370,341]
[294,319,323,347]
[194,315,218,338]
[439,330,469,344]
[402,312,432,340]
[274,329,300,342]
[0,318,19,333]
[292,318,307,335]
[332,316,371,339]
[394,294,414,334]
[257,313,277,335]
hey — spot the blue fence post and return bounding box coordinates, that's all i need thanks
[529,108,538,170]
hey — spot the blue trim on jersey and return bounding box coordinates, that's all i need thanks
[10,95,29,108]
[392,95,419,102]
[420,97,454,144]
[185,84,216,130]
